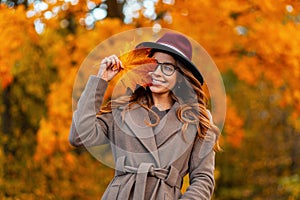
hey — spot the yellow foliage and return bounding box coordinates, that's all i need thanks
[34,18,136,163]
[34,119,57,161]
[0,5,38,88]
[2,0,300,198]
[181,174,189,193]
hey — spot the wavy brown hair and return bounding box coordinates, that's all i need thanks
[100,52,221,151]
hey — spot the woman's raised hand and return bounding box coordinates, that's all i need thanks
[97,55,123,82]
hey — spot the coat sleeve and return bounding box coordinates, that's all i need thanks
[69,75,113,147]
[180,111,217,200]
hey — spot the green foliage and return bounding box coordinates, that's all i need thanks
[0,19,58,199]
[279,174,300,199]
[214,74,298,199]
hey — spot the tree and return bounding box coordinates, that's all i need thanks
[1,0,300,199]
[0,5,58,196]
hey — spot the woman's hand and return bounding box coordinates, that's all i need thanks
[97,55,123,82]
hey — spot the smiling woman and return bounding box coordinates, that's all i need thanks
[69,32,221,200]
[147,52,178,102]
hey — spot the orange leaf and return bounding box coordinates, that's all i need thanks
[104,48,156,101]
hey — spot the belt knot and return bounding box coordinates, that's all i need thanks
[115,156,182,200]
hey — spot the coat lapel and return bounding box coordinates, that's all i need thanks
[154,102,182,147]
[154,102,198,167]
[123,105,160,166]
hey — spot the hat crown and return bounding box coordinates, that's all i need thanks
[156,33,192,60]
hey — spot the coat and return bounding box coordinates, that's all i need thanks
[69,76,218,200]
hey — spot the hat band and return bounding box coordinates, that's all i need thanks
[157,42,188,59]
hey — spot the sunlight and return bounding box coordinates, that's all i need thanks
[286,5,293,13]
[93,8,107,20]
[34,18,45,34]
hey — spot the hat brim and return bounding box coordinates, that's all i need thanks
[136,42,204,85]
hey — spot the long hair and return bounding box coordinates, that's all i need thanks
[173,62,221,151]
[100,52,221,151]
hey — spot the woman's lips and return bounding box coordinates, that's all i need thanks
[151,79,166,86]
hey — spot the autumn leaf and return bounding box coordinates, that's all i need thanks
[104,48,157,101]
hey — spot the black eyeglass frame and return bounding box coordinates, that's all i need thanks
[153,60,178,76]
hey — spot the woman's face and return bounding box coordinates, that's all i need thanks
[148,52,178,95]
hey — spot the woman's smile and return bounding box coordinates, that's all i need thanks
[151,78,167,86]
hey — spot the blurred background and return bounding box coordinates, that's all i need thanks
[0,0,300,199]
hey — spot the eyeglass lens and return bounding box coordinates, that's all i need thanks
[155,62,176,76]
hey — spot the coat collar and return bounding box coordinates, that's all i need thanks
[122,102,198,167]
[153,102,182,147]
[123,104,160,166]
[122,103,182,162]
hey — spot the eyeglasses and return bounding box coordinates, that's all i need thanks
[153,60,178,76]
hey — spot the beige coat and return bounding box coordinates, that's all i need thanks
[69,76,217,200]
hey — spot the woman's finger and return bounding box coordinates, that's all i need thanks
[100,55,123,71]
[111,55,119,69]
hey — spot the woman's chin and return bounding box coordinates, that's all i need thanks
[149,85,170,94]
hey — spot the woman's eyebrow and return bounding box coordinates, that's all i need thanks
[154,59,176,65]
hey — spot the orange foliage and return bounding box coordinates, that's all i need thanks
[0,5,38,89]
[223,98,244,148]
[2,0,300,198]
[157,0,300,134]
[34,19,135,162]
[0,66,13,89]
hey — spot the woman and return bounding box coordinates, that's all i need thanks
[69,32,220,199]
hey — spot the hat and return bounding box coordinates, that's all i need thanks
[136,32,204,85]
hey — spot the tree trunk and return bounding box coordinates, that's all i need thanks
[291,128,300,174]
[1,85,12,155]
[106,0,124,20]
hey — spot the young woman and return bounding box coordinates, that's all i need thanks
[69,33,220,200]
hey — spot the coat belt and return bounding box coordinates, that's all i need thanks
[115,156,182,200]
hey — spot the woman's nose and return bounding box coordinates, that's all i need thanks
[151,65,163,76]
